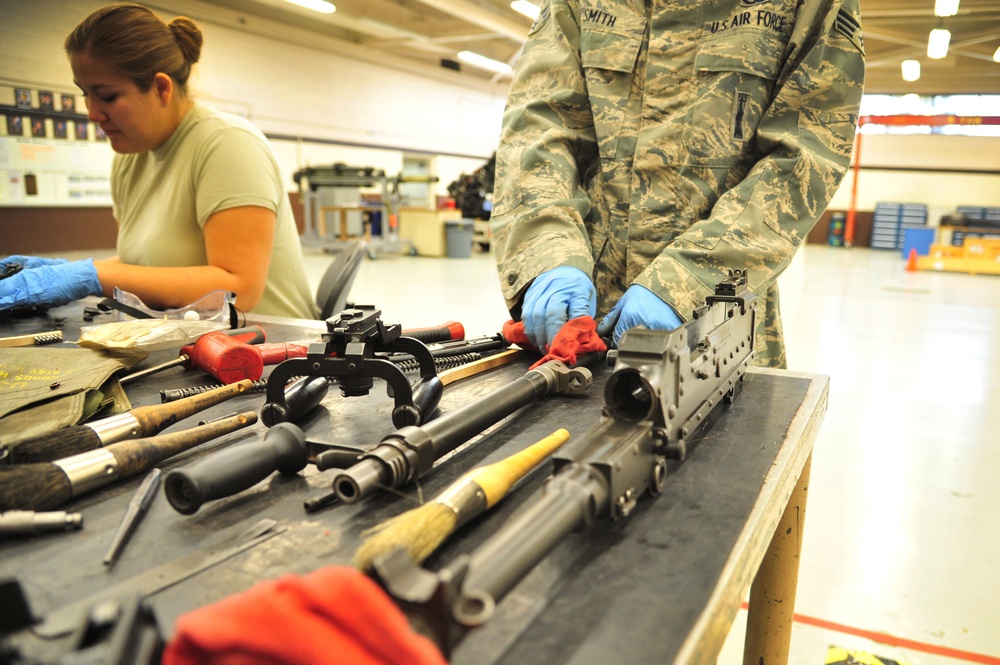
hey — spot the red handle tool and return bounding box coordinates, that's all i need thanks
[402,321,465,344]
[120,327,267,385]
[182,335,311,384]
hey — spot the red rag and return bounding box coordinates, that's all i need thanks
[502,316,606,369]
[162,566,448,665]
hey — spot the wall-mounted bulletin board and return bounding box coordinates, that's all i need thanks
[1,83,113,207]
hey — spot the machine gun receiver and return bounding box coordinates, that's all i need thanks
[375,270,758,655]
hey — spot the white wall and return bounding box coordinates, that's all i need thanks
[1,0,998,220]
[0,0,503,207]
[829,134,1000,225]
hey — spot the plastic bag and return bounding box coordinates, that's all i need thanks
[77,318,229,354]
[99,289,237,326]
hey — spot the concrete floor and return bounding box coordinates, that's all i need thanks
[302,243,1000,665]
[717,246,1000,665]
[49,242,1000,663]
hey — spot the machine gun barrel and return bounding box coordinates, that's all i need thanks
[375,421,646,653]
[329,360,592,504]
[373,270,758,655]
[454,460,612,607]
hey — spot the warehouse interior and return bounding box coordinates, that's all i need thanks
[1,1,999,664]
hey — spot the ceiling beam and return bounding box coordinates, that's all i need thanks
[408,0,530,43]
[144,0,510,93]
[864,29,1000,66]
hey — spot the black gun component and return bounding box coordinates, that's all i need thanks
[159,341,496,403]
[1,262,23,280]
[391,352,482,374]
[262,306,442,429]
[259,376,331,427]
[160,379,269,403]
[392,334,508,364]
[161,350,520,515]
[163,423,308,515]
[328,359,592,505]
[373,270,757,655]
[0,579,162,665]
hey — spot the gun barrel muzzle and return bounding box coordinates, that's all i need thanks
[332,457,390,504]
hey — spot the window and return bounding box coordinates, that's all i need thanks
[859,94,1000,136]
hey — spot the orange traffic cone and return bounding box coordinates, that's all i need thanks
[905,248,918,272]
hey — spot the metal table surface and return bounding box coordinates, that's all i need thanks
[0,301,829,664]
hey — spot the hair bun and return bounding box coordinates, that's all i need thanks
[169,16,203,64]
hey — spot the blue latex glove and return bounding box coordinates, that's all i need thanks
[0,259,102,311]
[521,266,596,351]
[0,254,68,273]
[597,284,683,347]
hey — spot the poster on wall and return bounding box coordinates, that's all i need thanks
[6,172,26,204]
[31,117,46,138]
[38,92,55,112]
[0,136,114,205]
[6,115,24,136]
[75,121,89,140]
[61,94,76,114]
[54,120,68,139]
[95,126,107,141]
[14,88,31,109]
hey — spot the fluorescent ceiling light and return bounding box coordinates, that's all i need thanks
[457,50,513,74]
[284,0,336,13]
[934,0,959,16]
[511,1,541,20]
[901,59,921,82]
[994,45,1000,63]
[927,28,951,59]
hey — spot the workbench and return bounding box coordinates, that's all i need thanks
[0,302,829,665]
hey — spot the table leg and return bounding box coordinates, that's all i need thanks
[742,453,812,665]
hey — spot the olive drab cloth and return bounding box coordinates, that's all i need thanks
[490,0,866,368]
[0,347,135,447]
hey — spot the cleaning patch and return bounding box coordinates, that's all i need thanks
[826,646,915,665]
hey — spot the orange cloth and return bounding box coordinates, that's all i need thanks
[502,316,606,369]
[163,566,447,665]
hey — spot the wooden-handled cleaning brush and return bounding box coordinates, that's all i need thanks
[353,428,570,572]
[4,379,255,464]
[0,411,258,511]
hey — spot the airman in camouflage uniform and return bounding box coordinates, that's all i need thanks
[490,0,866,368]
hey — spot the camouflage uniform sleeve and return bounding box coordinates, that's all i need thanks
[633,0,866,317]
[489,0,600,314]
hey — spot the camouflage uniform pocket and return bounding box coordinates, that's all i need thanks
[579,17,643,163]
[684,27,784,167]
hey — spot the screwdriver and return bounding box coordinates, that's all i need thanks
[119,326,265,384]
[103,469,161,566]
